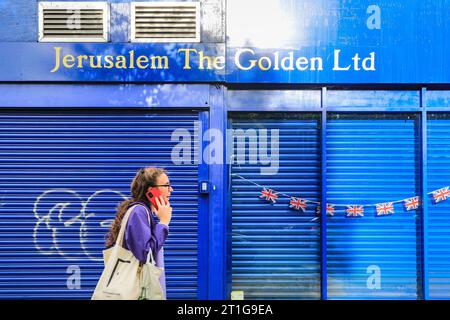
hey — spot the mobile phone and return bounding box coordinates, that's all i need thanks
[145,188,162,210]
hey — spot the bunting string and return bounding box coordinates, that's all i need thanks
[231,173,450,217]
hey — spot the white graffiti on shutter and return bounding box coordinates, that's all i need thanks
[33,189,128,261]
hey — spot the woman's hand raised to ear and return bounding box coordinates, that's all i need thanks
[154,196,172,226]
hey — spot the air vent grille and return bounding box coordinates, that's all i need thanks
[132,2,200,42]
[39,2,108,42]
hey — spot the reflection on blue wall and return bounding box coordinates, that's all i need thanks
[226,0,450,83]
[1,0,450,83]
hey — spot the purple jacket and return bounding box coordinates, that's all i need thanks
[122,202,169,298]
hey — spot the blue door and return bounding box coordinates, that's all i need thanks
[427,113,450,299]
[230,113,321,299]
[326,114,420,299]
[0,110,204,299]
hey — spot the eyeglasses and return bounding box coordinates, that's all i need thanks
[152,184,172,189]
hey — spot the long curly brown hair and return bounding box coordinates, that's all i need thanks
[105,167,167,248]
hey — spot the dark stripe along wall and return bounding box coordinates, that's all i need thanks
[230,113,321,300]
[0,110,199,299]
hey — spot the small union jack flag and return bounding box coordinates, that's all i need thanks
[376,202,395,216]
[326,204,335,216]
[315,204,335,216]
[289,197,308,212]
[259,188,278,203]
[404,197,420,211]
[432,187,450,203]
[346,205,364,217]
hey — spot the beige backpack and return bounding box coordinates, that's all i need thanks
[91,204,143,300]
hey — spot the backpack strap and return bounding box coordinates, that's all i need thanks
[115,204,139,247]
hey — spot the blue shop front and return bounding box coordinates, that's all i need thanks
[1,0,450,300]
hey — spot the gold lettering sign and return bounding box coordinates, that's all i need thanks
[51,47,171,73]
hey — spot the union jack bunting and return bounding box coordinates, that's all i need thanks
[376,202,395,216]
[289,197,308,212]
[315,204,335,216]
[346,205,364,217]
[404,197,420,211]
[259,188,279,203]
[326,204,335,216]
[432,187,450,203]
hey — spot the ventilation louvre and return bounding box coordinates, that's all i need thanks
[39,2,109,42]
[131,2,200,43]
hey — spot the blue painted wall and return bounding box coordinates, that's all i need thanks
[0,0,223,43]
[1,0,449,83]
[0,0,37,42]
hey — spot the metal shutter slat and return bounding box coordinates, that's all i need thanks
[135,28,195,33]
[136,10,197,14]
[136,32,196,36]
[135,18,196,22]
[44,25,103,29]
[136,23,196,27]
[135,14,196,18]
[42,20,104,25]
[43,14,104,18]
[135,34,196,38]
[41,35,104,39]
[43,30,103,35]
[135,8,197,12]
[43,9,104,12]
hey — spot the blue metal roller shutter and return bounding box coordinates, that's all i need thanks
[326,114,420,299]
[0,110,199,299]
[230,113,321,300]
[427,113,450,299]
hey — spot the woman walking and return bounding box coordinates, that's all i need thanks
[104,167,173,299]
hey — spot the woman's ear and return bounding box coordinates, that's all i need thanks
[146,187,153,198]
